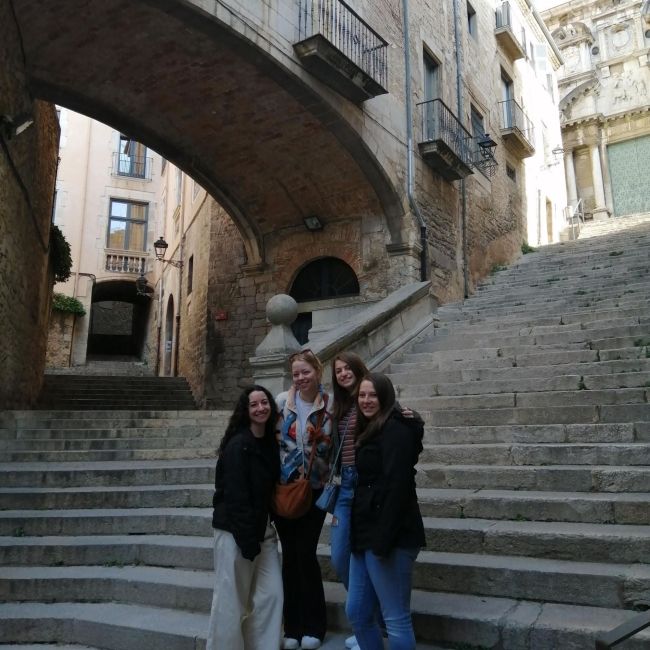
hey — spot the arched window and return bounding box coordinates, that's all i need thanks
[289,258,359,344]
[289,257,359,303]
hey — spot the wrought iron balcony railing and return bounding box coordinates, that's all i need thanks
[113,153,152,180]
[105,250,148,274]
[417,98,474,181]
[498,98,535,156]
[295,0,388,102]
[495,1,527,60]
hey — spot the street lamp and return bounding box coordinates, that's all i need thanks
[154,236,183,268]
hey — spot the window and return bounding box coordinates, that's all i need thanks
[423,52,439,101]
[187,255,194,295]
[117,135,147,178]
[192,179,200,201]
[470,104,486,140]
[501,70,514,129]
[467,1,477,37]
[161,158,167,173]
[107,199,147,251]
[175,168,183,206]
[506,163,516,181]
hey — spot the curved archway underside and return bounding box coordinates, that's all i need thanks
[15,0,404,266]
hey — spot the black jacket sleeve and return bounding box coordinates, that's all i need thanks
[372,416,423,558]
[221,437,260,560]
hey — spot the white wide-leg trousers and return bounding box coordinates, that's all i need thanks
[206,522,283,650]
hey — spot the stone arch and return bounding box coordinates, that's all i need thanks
[289,257,360,302]
[14,0,405,267]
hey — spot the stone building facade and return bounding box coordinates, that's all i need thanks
[540,0,650,220]
[4,0,569,408]
[46,109,164,371]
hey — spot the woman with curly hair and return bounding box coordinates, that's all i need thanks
[206,385,282,650]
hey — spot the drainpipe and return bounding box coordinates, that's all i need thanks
[402,0,428,282]
[452,0,470,298]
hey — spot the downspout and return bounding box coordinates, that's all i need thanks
[402,0,428,282]
[173,186,185,377]
[452,0,470,298]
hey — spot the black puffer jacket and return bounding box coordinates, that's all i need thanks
[212,428,280,560]
[351,408,425,558]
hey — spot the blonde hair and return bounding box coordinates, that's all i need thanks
[288,348,323,379]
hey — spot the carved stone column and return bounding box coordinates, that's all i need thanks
[564,150,578,207]
[249,294,301,396]
[590,143,609,220]
[599,137,614,216]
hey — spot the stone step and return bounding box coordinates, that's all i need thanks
[407,388,648,412]
[424,422,650,444]
[415,488,650,525]
[0,485,213,510]
[412,403,650,426]
[36,400,198,410]
[389,359,650,385]
[0,507,212,537]
[417,517,650,564]
[0,459,214,487]
[417,463,650,493]
[319,548,650,611]
[0,534,212,569]
[0,436,218,451]
[395,371,650,397]
[0,599,439,650]
[419,442,650,466]
[1,447,215,462]
[0,427,221,440]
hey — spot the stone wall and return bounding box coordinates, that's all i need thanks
[0,0,59,408]
[46,311,75,369]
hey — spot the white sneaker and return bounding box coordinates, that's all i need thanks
[282,638,299,650]
[345,636,358,649]
[300,636,322,649]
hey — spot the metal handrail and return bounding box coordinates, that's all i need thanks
[297,0,388,88]
[595,610,650,648]
[564,198,584,240]
[416,98,474,167]
[498,98,535,147]
[113,152,152,180]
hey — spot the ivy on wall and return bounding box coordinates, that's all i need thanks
[50,224,73,282]
[52,292,86,316]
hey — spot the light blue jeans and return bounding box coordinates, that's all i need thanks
[329,465,357,588]
[345,547,419,650]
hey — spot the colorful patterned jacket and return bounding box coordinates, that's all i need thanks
[276,385,333,489]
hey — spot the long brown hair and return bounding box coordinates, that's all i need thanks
[331,351,369,422]
[355,372,397,446]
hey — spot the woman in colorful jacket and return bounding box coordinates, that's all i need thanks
[275,349,334,650]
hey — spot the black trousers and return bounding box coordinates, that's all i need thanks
[274,490,327,641]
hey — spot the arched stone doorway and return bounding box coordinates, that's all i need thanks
[289,257,360,344]
[87,280,150,360]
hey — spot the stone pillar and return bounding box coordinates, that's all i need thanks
[590,143,609,220]
[564,150,578,207]
[599,138,614,217]
[249,294,301,396]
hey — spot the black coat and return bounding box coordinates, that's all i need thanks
[211,428,280,560]
[351,409,425,557]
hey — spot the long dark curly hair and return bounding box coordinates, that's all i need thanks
[218,385,278,454]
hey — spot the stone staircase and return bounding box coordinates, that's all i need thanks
[377,214,650,648]
[38,375,197,410]
[1,214,649,649]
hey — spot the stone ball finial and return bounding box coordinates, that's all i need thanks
[266,294,298,326]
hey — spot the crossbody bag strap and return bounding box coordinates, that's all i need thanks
[325,417,351,485]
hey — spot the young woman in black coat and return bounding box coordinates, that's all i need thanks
[345,373,425,650]
[206,385,283,650]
